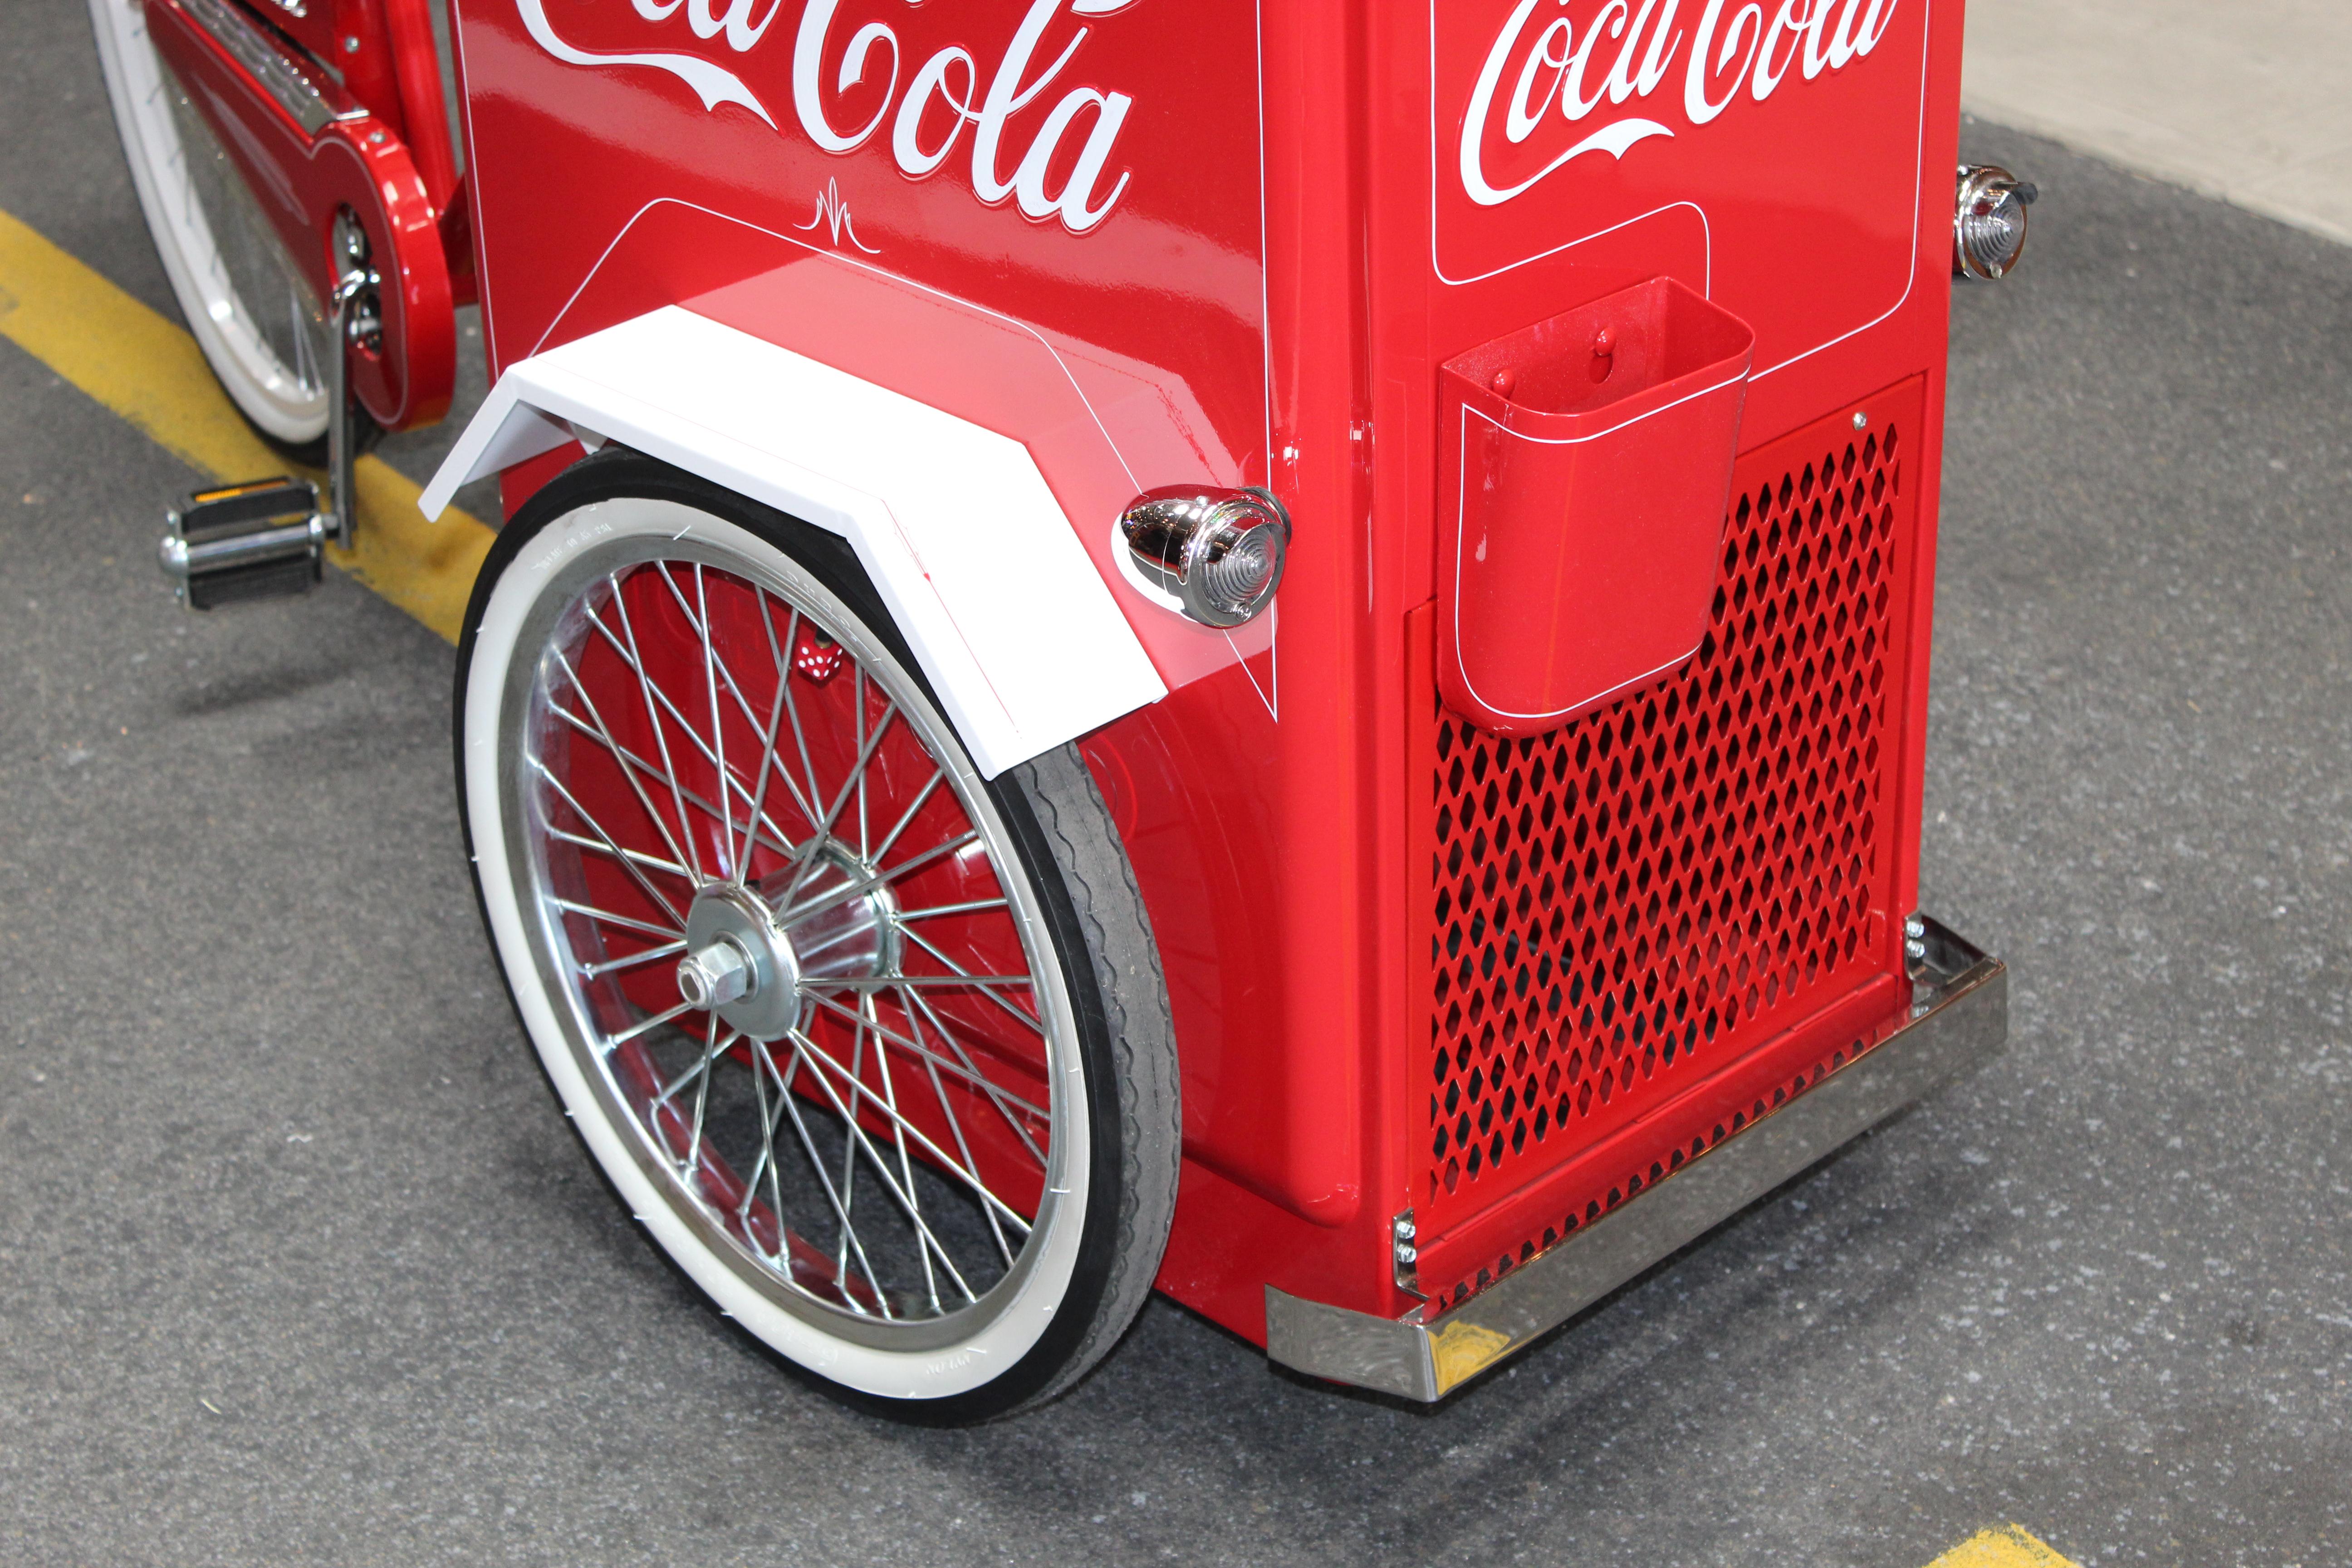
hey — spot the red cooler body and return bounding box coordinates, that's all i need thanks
[407,0,2009,1399]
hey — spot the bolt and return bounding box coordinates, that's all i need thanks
[677,939,755,1009]
[1395,1242,1418,1264]
[367,129,386,146]
[1853,412,1870,431]
[1905,938,1928,961]
[343,34,360,52]
[1903,915,1925,940]
[1395,1218,1416,1242]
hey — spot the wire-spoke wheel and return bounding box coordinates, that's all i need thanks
[87,0,363,459]
[457,455,1180,1421]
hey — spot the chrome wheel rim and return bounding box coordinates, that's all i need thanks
[498,519,1077,1353]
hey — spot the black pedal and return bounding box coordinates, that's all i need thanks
[159,477,326,610]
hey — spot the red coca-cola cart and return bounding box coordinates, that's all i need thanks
[93,0,2026,1419]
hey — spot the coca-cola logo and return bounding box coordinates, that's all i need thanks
[1459,0,1901,206]
[513,0,1142,233]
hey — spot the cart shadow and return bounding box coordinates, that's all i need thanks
[838,1102,2022,1560]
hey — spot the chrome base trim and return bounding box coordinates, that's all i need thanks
[1266,916,2006,1401]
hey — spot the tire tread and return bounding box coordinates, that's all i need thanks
[1006,745,1183,1412]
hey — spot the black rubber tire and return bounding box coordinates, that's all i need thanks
[453,450,1181,1423]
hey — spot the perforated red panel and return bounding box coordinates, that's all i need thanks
[1415,383,1927,1308]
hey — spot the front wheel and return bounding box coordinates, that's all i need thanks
[456,454,1180,1421]
[88,0,358,460]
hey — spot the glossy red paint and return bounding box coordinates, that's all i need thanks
[428,0,1960,1342]
[146,0,457,430]
[381,0,461,209]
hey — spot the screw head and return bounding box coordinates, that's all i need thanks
[1903,915,1926,939]
[1852,412,1870,431]
[1905,938,1928,960]
[1394,1242,1418,1264]
[343,33,360,52]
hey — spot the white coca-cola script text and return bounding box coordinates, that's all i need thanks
[513,0,1141,233]
[1459,0,1901,206]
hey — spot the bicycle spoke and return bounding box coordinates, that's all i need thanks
[777,828,980,931]
[906,1000,1017,1269]
[799,989,1049,1121]
[606,999,697,1049]
[546,701,802,872]
[872,765,946,867]
[551,898,682,942]
[786,1024,1034,1235]
[752,1040,899,1319]
[898,924,1047,1038]
[774,701,902,912]
[895,897,1010,923]
[598,584,705,885]
[897,982,1051,1171]
[736,592,799,880]
[548,646,701,884]
[783,1029,985,1303]
[581,940,687,980]
[689,564,735,879]
[533,760,691,926]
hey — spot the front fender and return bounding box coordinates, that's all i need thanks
[418,305,1166,778]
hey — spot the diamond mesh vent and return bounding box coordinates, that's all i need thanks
[1416,386,1926,1307]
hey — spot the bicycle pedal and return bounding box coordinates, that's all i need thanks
[159,477,327,610]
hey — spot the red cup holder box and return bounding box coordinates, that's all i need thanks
[1438,278,1756,735]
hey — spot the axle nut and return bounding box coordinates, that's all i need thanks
[677,937,756,1009]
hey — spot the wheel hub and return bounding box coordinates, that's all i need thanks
[676,847,899,1040]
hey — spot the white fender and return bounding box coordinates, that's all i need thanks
[418,304,1166,779]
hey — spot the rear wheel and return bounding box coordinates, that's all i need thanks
[456,456,1180,1421]
[87,0,361,461]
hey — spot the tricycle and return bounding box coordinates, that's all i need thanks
[92,0,2024,1420]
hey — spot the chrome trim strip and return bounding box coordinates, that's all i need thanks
[168,0,363,137]
[1265,916,2007,1401]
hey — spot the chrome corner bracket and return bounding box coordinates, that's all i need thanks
[1265,916,2006,1402]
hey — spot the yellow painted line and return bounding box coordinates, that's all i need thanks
[1925,1525,2082,1568]
[0,206,493,643]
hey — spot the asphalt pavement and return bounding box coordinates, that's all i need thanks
[2,0,2349,1560]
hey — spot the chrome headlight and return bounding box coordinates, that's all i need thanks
[1955,164,2037,282]
[1118,485,1291,628]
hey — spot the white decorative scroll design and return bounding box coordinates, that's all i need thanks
[795,178,883,254]
[1460,114,1673,207]
[511,0,777,127]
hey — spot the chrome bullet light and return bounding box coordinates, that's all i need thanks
[1119,485,1292,627]
[1954,164,2037,281]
